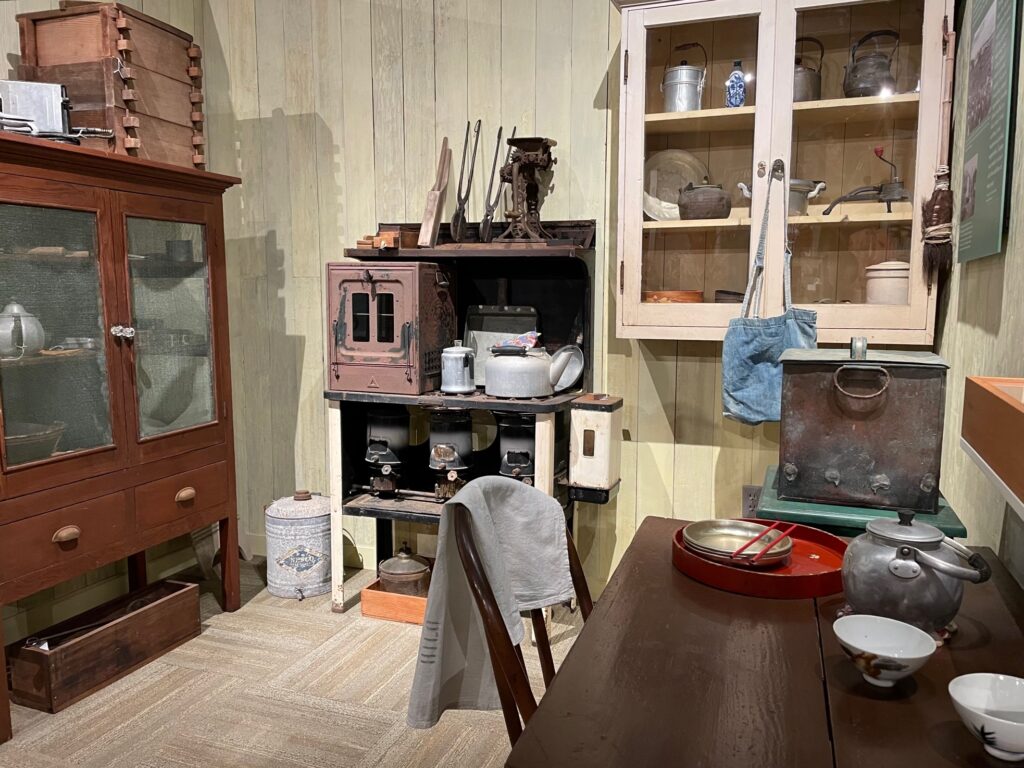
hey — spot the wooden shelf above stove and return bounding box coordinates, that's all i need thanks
[345,219,596,260]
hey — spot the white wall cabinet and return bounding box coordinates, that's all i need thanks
[614,0,953,343]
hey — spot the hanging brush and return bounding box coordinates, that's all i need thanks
[923,18,956,291]
[922,165,953,288]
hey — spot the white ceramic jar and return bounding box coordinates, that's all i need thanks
[865,261,910,304]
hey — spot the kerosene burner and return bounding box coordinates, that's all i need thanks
[365,407,410,496]
[496,412,535,484]
[428,408,474,500]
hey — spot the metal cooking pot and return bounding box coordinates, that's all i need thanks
[678,180,731,220]
[0,300,45,359]
[661,42,707,112]
[379,549,431,597]
[485,345,583,399]
[842,511,991,633]
[793,37,824,102]
[738,179,825,215]
[844,30,899,98]
[440,340,476,394]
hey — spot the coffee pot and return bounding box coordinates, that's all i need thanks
[843,30,899,97]
[842,511,991,633]
[440,340,475,394]
[0,300,45,359]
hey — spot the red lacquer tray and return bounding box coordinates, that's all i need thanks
[672,520,846,599]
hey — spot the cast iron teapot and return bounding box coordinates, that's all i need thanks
[843,29,899,97]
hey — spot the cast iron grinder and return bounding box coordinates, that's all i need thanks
[496,137,557,242]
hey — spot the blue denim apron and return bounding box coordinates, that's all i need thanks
[723,160,817,425]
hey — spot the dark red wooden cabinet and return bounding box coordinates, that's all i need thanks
[0,133,240,744]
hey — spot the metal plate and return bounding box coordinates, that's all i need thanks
[684,539,791,569]
[642,149,709,221]
[682,519,793,562]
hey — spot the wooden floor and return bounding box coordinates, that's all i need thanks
[0,562,580,768]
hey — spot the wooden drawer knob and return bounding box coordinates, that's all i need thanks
[52,525,81,544]
[175,487,197,503]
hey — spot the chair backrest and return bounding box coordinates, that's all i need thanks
[449,501,593,746]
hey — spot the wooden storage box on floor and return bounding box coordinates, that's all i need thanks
[360,579,427,625]
[5,581,200,714]
[17,2,205,168]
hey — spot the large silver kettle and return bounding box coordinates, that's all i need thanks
[0,301,45,359]
[843,511,991,633]
[484,345,583,399]
[843,30,899,97]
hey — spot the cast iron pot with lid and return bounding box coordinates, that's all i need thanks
[379,549,431,597]
[843,510,991,633]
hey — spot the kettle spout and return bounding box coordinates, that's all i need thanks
[549,349,572,386]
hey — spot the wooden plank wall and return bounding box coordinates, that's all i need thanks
[936,0,1024,558]
[1,0,1017,617]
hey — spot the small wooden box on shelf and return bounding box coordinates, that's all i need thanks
[614,0,952,343]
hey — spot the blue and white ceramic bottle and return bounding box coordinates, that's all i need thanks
[725,60,746,108]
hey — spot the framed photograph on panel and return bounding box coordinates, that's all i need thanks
[957,0,1019,262]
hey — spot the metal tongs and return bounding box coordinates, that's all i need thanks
[480,126,516,243]
[451,119,482,242]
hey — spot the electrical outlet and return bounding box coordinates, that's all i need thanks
[742,485,762,518]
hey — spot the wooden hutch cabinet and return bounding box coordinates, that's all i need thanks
[614,0,953,343]
[0,133,239,743]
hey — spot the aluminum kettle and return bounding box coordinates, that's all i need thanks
[842,511,991,633]
[0,300,45,359]
[793,36,824,102]
[484,345,583,399]
[843,30,899,97]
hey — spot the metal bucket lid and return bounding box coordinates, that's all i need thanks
[380,550,430,577]
[266,490,331,519]
[780,348,948,368]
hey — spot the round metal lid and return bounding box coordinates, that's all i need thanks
[266,490,331,520]
[867,512,944,545]
[380,551,429,576]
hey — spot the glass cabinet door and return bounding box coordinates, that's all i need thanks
[619,0,780,336]
[118,194,226,461]
[0,189,127,490]
[773,0,945,339]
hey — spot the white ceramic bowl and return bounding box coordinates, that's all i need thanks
[949,673,1024,762]
[832,614,936,688]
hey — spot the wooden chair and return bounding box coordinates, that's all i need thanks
[449,501,594,746]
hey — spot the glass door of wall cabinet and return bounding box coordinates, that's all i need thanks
[772,0,947,341]
[116,193,227,463]
[0,180,129,496]
[619,0,782,338]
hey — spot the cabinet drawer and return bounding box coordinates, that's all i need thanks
[135,462,228,530]
[0,493,131,583]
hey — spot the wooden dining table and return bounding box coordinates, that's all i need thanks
[506,516,1024,768]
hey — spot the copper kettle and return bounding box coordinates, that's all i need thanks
[843,30,899,97]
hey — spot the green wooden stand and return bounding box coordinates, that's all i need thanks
[755,465,967,538]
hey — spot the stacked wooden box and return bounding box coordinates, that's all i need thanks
[17,1,205,168]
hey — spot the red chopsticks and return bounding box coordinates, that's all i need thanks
[731,521,797,563]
